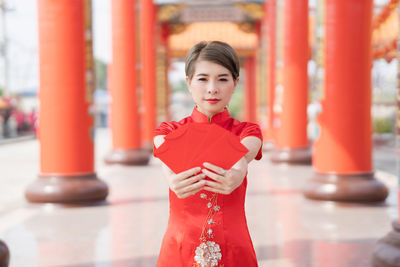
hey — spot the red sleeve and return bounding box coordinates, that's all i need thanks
[153,121,178,155]
[154,121,179,137]
[239,123,263,160]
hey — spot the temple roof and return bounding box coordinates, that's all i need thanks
[157,2,263,23]
[168,22,258,57]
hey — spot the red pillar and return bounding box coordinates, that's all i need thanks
[244,55,257,123]
[25,0,108,203]
[0,240,9,267]
[265,0,276,147]
[161,22,171,122]
[254,22,262,124]
[105,0,150,165]
[165,37,171,123]
[140,0,157,151]
[304,0,388,202]
[270,0,311,164]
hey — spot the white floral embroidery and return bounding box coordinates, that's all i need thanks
[194,241,222,267]
[195,193,222,266]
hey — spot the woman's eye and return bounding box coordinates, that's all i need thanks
[198,78,207,81]
[219,79,228,82]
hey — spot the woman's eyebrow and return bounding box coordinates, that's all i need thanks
[195,73,230,77]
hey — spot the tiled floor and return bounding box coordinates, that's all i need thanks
[0,129,397,267]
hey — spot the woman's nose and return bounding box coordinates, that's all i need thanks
[207,81,218,94]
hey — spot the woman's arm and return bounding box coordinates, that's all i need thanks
[153,135,166,149]
[241,136,262,163]
[154,135,206,198]
[202,136,262,194]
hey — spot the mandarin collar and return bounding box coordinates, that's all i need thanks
[190,107,231,124]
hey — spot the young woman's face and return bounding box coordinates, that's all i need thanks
[186,60,238,118]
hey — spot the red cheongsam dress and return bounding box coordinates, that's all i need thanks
[154,107,263,267]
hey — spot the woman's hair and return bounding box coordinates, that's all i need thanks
[185,41,240,81]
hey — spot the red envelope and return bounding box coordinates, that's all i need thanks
[154,123,248,174]
[180,123,211,169]
[153,123,191,173]
[187,124,248,170]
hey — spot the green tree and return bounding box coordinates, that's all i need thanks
[95,58,107,90]
[172,80,188,93]
[228,83,243,120]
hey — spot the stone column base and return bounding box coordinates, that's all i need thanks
[104,149,150,165]
[303,172,388,202]
[0,240,9,267]
[270,146,312,164]
[141,141,154,154]
[372,221,400,267]
[25,173,109,204]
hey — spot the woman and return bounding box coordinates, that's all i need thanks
[154,41,262,267]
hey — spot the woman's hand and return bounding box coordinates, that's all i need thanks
[155,135,206,199]
[201,136,261,194]
[165,166,206,199]
[201,157,248,195]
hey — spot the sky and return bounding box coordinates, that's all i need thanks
[0,0,112,93]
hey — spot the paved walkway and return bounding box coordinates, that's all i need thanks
[0,128,397,267]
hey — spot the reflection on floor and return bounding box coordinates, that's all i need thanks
[0,129,396,267]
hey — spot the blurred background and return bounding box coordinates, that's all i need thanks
[0,1,398,266]
[0,0,397,143]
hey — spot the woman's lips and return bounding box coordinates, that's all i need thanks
[205,99,220,104]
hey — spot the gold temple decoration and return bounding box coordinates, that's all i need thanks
[169,23,187,35]
[158,4,185,22]
[237,22,255,34]
[235,3,264,20]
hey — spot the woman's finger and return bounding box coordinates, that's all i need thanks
[203,162,226,176]
[204,180,224,191]
[174,173,206,190]
[203,186,224,194]
[202,168,223,182]
[179,184,206,199]
[176,167,201,181]
[177,180,206,198]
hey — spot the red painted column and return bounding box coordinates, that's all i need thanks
[270,0,311,164]
[105,0,150,165]
[140,0,157,151]
[25,0,108,203]
[165,36,171,123]
[254,22,262,124]
[161,22,171,122]
[304,0,388,202]
[265,0,276,148]
[0,240,9,267]
[244,55,257,123]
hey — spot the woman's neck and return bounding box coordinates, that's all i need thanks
[195,106,226,122]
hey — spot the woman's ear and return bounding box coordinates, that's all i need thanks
[234,77,239,87]
[186,76,192,93]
